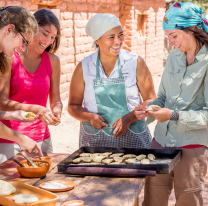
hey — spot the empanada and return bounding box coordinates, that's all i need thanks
[80,153,91,157]
[82,157,93,163]
[148,154,156,161]
[90,153,100,157]
[125,158,136,164]
[113,157,124,163]
[110,153,124,158]
[72,157,83,163]
[141,158,150,164]
[93,156,106,163]
[99,152,112,157]
[136,154,146,161]
[102,158,114,164]
[123,154,136,159]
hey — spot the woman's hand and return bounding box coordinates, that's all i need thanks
[3,110,41,122]
[17,135,43,157]
[134,105,149,120]
[90,113,108,130]
[148,106,173,123]
[111,114,132,138]
[52,106,62,126]
[38,107,59,126]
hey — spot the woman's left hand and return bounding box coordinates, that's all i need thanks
[111,114,132,138]
[148,106,173,123]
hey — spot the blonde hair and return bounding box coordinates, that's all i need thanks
[0,6,38,74]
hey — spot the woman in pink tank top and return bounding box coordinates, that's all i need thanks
[0,9,62,161]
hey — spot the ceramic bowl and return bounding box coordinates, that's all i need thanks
[16,160,50,178]
[39,156,52,165]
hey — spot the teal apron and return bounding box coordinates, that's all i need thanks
[80,53,151,148]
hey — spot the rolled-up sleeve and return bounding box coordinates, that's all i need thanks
[177,68,208,132]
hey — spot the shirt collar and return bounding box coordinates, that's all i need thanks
[92,48,134,67]
[194,45,207,62]
[176,44,208,65]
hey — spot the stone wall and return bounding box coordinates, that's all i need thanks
[0,0,166,100]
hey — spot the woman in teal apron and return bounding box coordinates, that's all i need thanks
[68,13,156,148]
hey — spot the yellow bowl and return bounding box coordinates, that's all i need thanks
[16,160,50,178]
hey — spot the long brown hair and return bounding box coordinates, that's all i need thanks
[182,26,208,55]
[34,9,60,54]
[0,6,38,74]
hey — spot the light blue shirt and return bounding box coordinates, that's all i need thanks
[147,45,208,147]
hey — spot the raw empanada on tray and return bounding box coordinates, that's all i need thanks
[141,158,150,164]
[109,153,124,158]
[82,157,93,163]
[80,153,91,157]
[125,158,136,164]
[93,156,106,163]
[90,153,100,157]
[72,157,83,163]
[113,157,124,163]
[123,154,136,159]
[99,152,112,157]
[102,158,114,164]
[136,154,146,161]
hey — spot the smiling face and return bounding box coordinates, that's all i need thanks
[1,24,30,57]
[165,29,196,53]
[95,26,124,56]
[32,24,58,54]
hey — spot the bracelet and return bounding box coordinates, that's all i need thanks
[170,109,179,121]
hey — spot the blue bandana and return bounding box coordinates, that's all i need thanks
[163,2,208,32]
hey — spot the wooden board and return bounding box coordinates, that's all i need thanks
[0,182,58,206]
[64,176,144,206]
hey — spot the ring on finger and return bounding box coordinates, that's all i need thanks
[32,150,36,154]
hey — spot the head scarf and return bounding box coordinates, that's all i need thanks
[163,2,208,32]
[85,13,122,49]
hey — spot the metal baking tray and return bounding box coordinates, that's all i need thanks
[57,147,182,174]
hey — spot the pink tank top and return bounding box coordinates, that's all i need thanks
[0,51,52,143]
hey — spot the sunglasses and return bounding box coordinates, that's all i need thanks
[19,32,29,47]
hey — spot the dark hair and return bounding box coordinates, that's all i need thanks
[182,26,208,55]
[34,9,60,53]
[0,6,38,74]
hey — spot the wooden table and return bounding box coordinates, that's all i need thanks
[0,153,145,206]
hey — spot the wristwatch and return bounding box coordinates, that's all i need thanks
[170,109,179,121]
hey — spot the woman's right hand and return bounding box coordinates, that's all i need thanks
[38,107,59,125]
[89,113,108,130]
[134,105,149,120]
[4,110,41,122]
[18,135,43,157]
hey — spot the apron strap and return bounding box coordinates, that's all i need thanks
[96,52,122,79]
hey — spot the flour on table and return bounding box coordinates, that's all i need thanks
[42,182,68,189]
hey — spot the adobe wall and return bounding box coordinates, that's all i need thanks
[0,0,166,100]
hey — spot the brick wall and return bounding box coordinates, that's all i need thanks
[0,0,166,100]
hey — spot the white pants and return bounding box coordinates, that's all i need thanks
[0,137,53,164]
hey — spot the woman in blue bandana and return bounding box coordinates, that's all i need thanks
[135,2,208,206]
[68,13,156,149]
